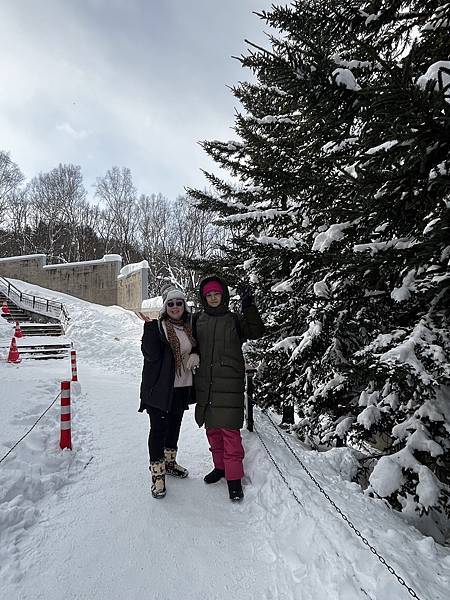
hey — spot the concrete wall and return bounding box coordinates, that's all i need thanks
[44,258,122,306]
[117,265,149,310]
[0,254,47,286]
[0,254,149,308]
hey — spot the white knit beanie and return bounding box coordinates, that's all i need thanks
[161,286,187,311]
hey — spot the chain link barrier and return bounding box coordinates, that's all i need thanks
[255,409,424,600]
[0,391,61,466]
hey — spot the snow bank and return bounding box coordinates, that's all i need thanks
[141,296,163,309]
[0,316,13,341]
[1,284,450,598]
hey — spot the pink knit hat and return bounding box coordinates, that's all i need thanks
[203,280,223,296]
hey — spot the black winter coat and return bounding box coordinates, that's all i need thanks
[193,276,265,429]
[139,319,179,413]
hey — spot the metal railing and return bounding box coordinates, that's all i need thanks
[0,276,70,328]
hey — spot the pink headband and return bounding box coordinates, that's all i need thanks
[203,281,223,296]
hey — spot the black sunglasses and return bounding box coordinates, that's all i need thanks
[167,300,184,308]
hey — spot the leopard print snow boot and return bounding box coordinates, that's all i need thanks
[150,459,166,498]
[164,448,189,478]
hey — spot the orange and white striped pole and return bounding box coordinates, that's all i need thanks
[60,381,72,450]
[70,350,78,382]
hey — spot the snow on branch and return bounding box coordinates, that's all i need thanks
[421,3,450,32]
[428,160,450,182]
[376,320,449,385]
[271,279,294,293]
[290,321,322,360]
[312,222,352,252]
[313,279,331,298]
[251,114,297,125]
[369,449,442,509]
[270,321,322,358]
[253,235,302,249]
[416,61,450,102]
[311,373,347,398]
[331,68,361,91]
[358,8,381,25]
[271,336,302,352]
[207,195,258,212]
[391,269,416,302]
[219,208,292,223]
[364,140,398,155]
[209,140,246,152]
[321,137,358,154]
[330,53,378,70]
[353,237,418,255]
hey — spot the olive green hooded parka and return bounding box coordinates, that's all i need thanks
[194,276,265,430]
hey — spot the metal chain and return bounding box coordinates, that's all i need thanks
[0,392,61,466]
[258,409,424,600]
[253,424,303,507]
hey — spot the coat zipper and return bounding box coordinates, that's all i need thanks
[207,318,218,405]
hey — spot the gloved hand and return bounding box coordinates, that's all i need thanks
[186,353,200,371]
[237,283,254,309]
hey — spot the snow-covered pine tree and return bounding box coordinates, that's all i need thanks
[188,0,449,533]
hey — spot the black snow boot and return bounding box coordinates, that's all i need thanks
[227,479,244,501]
[203,467,225,484]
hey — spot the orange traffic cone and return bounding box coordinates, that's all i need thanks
[7,337,21,364]
[1,300,9,315]
[14,320,24,338]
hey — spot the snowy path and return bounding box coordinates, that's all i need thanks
[1,282,449,600]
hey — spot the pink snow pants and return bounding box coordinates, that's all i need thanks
[206,428,245,481]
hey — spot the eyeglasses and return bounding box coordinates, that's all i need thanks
[167,300,184,308]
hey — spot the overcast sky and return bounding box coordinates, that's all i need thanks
[0,0,273,202]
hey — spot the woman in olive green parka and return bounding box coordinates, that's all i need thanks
[192,275,264,501]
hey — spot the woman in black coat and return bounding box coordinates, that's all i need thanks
[139,286,198,499]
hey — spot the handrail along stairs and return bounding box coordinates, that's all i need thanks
[0,276,70,330]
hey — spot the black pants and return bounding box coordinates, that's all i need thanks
[147,387,190,462]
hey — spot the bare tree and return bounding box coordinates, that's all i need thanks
[0,151,24,215]
[135,193,225,296]
[0,151,25,251]
[95,166,139,263]
[169,195,225,293]
[6,188,30,255]
[27,164,87,262]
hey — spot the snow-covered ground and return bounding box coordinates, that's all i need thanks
[1,281,449,600]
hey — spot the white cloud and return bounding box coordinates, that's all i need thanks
[56,123,88,140]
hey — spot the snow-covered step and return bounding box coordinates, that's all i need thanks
[19,323,64,336]
[1,314,33,322]
[12,345,71,360]
[0,335,72,360]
